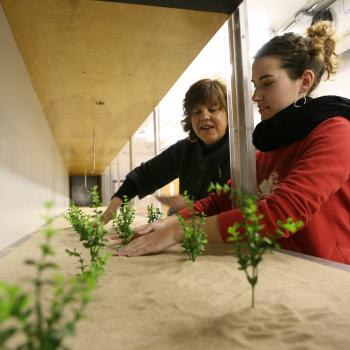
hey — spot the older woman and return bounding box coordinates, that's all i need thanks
[103,79,230,224]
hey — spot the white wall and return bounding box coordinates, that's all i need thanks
[314,53,350,98]
[0,6,69,250]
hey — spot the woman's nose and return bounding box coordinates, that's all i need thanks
[252,89,261,102]
[199,109,210,120]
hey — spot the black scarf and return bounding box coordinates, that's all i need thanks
[253,95,350,152]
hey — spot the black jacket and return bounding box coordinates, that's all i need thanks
[114,133,230,201]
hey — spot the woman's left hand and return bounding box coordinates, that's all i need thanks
[117,215,184,257]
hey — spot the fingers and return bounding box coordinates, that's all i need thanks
[116,217,183,257]
[133,222,156,235]
[109,234,122,248]
[117,236,155,257]
[109,222,155,253]
[109,240,122,249]
[109,223,153,252]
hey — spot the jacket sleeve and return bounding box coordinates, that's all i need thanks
[179,190,232,217]
[178,184,239,242]
[218,117,350,241]
[112,178,138,200]
[118,140,183,199]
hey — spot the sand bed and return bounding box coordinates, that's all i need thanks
[1,213,350,349]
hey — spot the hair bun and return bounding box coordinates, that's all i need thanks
[306,21,339,78]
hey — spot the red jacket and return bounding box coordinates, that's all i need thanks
[180,117,350,264]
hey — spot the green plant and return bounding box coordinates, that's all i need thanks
[0,281,30,348]
[208,183,303,308]
[176,192,207,262]
[0,202,99,350]
[146,204,162,223]
[64,186,109,271]
[62,201,87,238]
[64,248,88,275]
[112,195,135,252]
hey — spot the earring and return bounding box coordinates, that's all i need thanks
[294,94,307,108]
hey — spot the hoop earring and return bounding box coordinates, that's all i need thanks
[294,94,307,108]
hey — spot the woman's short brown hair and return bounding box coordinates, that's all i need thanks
[182,79,227,141]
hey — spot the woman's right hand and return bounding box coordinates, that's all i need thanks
[109,216,169,249]
[115,215,184,256]
[110,213,222,256]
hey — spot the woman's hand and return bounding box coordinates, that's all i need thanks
[156,195,187,212]
[108,217,164,250]
[116,215,184,257]
[109,217,167,248]
[110,214,222,257]
[109,233,123,249]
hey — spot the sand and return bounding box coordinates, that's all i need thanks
[1,212,350,350]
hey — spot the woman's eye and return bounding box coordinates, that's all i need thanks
[208,105,220,112]
[263,81,273,87]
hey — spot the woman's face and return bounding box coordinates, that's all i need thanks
[190,102,228,144]
[251,56,303,120]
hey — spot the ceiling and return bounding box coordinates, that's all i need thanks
[0,0,234,175]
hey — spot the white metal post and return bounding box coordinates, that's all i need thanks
[226,1,256,196]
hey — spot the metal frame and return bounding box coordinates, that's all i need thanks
[128,136,133,172]
[153,106,160,156]
[153,106,162,207]
[226,1,256,196]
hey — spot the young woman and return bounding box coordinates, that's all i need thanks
[114,21,350,264]
[102,79,230,224]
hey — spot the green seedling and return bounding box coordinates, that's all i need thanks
[65,248,88,275]
[112,195,135,252]
[209,183,303,308]
[176,192,207,262]
[0,281,30,348]
[84,185,109,268]
[64,186,109,271]
[62,201,87,238]
[146,204,162,223]
[0,202,99,350]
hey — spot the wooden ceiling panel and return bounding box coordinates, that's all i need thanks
[1,0,229,174]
